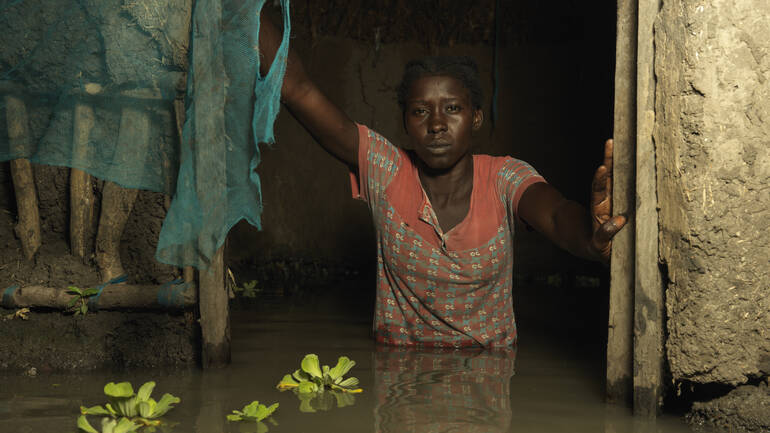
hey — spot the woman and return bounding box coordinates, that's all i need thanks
[258,18,626,348]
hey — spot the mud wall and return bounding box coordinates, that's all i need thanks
[655,0,770,385]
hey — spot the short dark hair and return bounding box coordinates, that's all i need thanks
[396,56,483,111]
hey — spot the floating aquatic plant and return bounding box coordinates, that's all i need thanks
[277,354,363,394]
[276,354,361,413]
[226,400,279,433]
[227,400,278,422]
[79,381,180,430]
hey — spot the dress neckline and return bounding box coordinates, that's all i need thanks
[414,155,477,240]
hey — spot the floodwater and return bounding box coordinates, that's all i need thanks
[0,284,694,433]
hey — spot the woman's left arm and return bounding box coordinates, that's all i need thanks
[517,139,627,264]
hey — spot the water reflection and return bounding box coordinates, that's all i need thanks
[293,389,356,413]
[373,346,516,433]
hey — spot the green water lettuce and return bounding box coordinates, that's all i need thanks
[227,401,278,433]
[80,381,180,427]
[276,354,362,394]
[227,401,279,422]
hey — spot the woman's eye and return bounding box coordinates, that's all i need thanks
[447,105,461,112]
[412,108,427,115]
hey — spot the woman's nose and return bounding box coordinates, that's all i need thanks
[428,112,447,133]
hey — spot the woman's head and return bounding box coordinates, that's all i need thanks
[399,64,484,172]
[397,56,484,112]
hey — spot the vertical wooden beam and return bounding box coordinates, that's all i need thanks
[4,94,42,260]
[94,89,153,282]
[633,0,664,417]
[192,0,230,368]
[199,246,229,367]
[607,0,637,406]
[70,84,101,260]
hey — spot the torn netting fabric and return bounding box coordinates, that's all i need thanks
[0,0,290,269]
[156,0,291,268]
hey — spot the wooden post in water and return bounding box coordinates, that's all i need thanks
[70,84,102,260]
[606,0,637,406]
[4,92,42,260]
[192,0,230,368]
[633,0,664,417]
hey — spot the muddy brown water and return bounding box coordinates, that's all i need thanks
[0,287,693,433]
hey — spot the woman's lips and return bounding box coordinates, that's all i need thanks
[425,142,451,153]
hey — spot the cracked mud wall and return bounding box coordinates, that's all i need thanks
[654,0,770,386]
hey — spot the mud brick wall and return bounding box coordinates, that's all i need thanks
[655,0,770,385]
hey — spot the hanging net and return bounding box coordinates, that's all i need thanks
[0,0,290,269]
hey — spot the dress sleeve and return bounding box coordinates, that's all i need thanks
[495,157,547,224]
[349,123,402,205]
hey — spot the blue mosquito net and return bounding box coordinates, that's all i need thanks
[0,0,290,269]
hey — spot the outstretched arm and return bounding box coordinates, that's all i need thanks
[517,139,626,263]
[258,11,359,167]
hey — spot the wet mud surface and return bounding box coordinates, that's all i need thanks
[0,306,198,372]
[688,382,770,433]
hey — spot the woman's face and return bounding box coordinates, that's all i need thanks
[404,75,483,172]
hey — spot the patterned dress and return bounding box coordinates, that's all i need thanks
[350,124,545,348]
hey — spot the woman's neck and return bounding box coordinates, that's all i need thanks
[416,154,474,208]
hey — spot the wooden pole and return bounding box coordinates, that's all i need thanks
[192,0,230,368]
[606,0,637,406]
[633,0,664,417]
[0,282,196,310]
[198,246,229,367]
[4,94,42,260]
[70,84,102,260]
[94,89,154,282]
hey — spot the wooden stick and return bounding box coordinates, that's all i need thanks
[606,0,637,406]
[0,282,196,311]
[4,94,42,260]
[633,0,664,417]
[193,0,230,368]
[198,246,229,368]
[70,84,101,260]
[94,89,153,282]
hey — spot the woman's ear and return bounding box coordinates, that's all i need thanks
[472,108,484,131]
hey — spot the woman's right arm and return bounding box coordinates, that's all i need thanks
[258,12,359,168]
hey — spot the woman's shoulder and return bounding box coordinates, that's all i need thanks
[474,153,539,174]
[358,123,410,162]
[473,153,520,175]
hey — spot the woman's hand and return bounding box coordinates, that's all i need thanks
[590,139,627,263]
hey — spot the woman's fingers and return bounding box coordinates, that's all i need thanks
[594,214,628,246]
[603,139,614,173]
